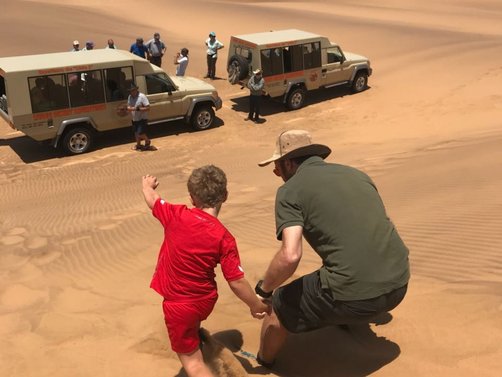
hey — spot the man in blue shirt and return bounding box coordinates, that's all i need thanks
[130,37,149,59]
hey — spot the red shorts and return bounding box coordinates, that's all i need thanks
[162,297,217,354]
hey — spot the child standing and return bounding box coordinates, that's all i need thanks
[142,166,269,377]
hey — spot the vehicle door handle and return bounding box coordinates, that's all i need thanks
[322,69,327,73]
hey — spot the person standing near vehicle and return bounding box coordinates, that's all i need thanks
[146,32,166,67]
[254,130,410,368]
[127,83,151,151]
[105,39,118,49]
[246,68,265,123]
[205,32,224,80]
[130,37,149,59]
[174,48,189,77]
[71,40,80,52]
[82,41,94,51]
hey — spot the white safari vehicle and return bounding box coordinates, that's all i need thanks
[227,29,372,110]
[0,49,222,155]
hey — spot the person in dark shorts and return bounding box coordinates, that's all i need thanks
[127,83,151,150]
[254,130,410,367]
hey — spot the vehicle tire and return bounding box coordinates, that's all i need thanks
[190,105,215,130]
[351,71,368,93]
[227,55,249,84]
[286,87,306,110]
[61,126,94,155]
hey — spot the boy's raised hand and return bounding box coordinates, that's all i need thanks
[142,175,160,209]
[143,174,159,189]
[250,299,272,319]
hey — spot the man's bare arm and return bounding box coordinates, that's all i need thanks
[261,225,303,293]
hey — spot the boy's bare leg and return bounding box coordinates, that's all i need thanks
[178,348,214,377]
[258,309,288,364]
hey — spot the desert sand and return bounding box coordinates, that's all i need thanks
[0,1,501,376]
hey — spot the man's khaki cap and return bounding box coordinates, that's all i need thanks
[258,130,331,167]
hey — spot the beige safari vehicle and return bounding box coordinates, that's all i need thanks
[227,29,372,110]
[0,49,222,155]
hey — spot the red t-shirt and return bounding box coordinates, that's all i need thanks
[150,198,244,301]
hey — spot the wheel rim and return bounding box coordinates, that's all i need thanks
[355,76,366,91]
[68,132,89,153]
[290,92,303,108]
[196,111,212,129]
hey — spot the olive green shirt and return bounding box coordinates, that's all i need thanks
[275,156,410,301]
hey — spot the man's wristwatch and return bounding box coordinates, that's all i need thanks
[255,280,273,299]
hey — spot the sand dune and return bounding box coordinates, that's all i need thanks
[1,1,501,376]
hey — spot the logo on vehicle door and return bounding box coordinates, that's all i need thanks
[116,104,128,117]
[310,72,318,82]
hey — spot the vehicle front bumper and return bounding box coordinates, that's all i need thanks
[214,96,223,110]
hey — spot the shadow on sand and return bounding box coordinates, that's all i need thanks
[175,312,399,377]
[272,319,400,377]
[229,85,368,118]
[0,117,224,164]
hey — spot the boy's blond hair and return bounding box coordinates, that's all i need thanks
[187,165,227,208]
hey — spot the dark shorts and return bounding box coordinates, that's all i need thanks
[272,270,408,333]
[132,119,147,135]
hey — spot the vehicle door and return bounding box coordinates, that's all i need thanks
[302,42,322,90]
[143,73,183,121]
[321,46,351,86]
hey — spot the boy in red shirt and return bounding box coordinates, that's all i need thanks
[142,166,269,377]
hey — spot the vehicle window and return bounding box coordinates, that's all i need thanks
[0,76,6,114]
[145,73,174,94]
[236,46,252,61]
[0,76,5,97]
[104,66,133,102]
[327,47,344,64]
[283,45,303,73]
[68,69,104,107]
[303,42,321,69]
[261,48,283,77]
[28,74,69,113]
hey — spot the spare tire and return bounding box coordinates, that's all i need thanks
[227,55,249,84]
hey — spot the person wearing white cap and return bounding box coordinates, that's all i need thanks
[245,68,265,123]
[254,130,410,368]
[204,31,224,80]
[71,40,80,52]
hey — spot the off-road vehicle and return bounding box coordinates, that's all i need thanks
[227,29,372,110]
[0,49,222,155]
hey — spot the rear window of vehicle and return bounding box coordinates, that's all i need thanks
[303,42,321,69]
[261,48,283,77]
[104,66,133,102]
[28,74,69,113]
